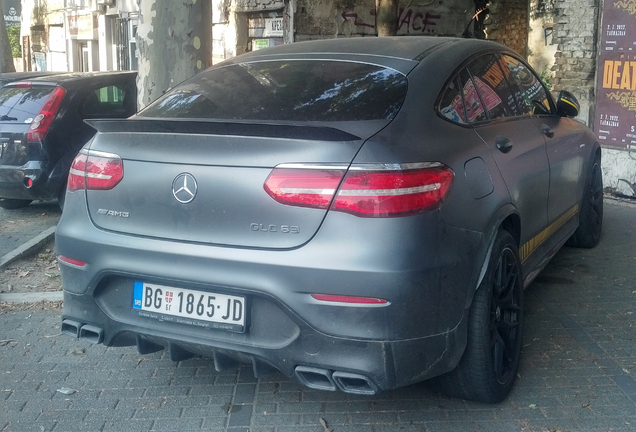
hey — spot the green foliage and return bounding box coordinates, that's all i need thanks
[7,25,21,58]
[539,67,553,91]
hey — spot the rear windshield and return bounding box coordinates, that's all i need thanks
[138,60,408,122]
[0,86,55,123]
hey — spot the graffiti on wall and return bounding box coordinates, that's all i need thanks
[341,7,442,35]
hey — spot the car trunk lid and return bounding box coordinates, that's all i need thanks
[83,119,377,249]
[0,84,58,166]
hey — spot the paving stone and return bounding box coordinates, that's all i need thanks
[2,200,636,432]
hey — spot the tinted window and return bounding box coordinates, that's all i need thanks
[467,55,520,119]
[81,85,135,117]
[499,55,553,116]
[458,69,488,123]
[438,76,468,124]
[139,60,408,122]
[0,86,55,123]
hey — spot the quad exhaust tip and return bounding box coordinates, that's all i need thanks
[294,366,378,395]
[60,322,380,395]
[61,319,104,344]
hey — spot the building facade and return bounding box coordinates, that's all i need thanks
[20,0,139,73]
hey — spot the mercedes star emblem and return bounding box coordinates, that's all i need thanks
[172,173,198,204]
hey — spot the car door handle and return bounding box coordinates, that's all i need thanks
[541,124,554,138]
[495,136,513,153]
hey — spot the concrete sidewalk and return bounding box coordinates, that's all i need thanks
[0,199,635,431]
[0,201,60,271]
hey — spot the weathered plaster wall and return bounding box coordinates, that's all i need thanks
[294,0,472,40]
[602,148,636,196]
[235,0,286,12]
[527,0,557,77]
[551,0,599,127]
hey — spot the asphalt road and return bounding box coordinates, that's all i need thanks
[1,200,635,432]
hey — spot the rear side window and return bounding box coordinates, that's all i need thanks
[458,69,488,123]
[81,85,135,117]
[138,60,408,122]
[467,55,520,120]
[499,55,553,116]
[0,86,55,123]
[438,76,468,124]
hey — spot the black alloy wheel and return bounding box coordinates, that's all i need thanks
[438,229,524,403]
[489,243,523,386]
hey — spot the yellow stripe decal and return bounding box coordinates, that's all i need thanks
[560,98,578,110]
[519,204,579,263]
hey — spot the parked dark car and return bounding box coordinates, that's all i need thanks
[57,38,602,403]
[0,71,137,209]
[0,71,61,88]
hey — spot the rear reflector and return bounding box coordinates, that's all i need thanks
[27,86,66,143]
[58,256,86,267]
[311,294,388,304]
[264,163,453,217]
[68,149,123,191]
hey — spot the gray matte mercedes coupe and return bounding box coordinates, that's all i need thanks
[57,37,603,403]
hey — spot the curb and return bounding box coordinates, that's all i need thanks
[0,225,57,271]
[0,225,58,304]
[605,195,636,208]
[0,291,63,303]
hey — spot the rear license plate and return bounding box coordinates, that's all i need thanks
[132,282,245,332]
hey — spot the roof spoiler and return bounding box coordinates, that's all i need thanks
[84,118,361,142]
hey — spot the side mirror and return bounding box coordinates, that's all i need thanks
[556,90,580,117]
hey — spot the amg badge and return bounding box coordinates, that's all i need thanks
[97,208,130,218]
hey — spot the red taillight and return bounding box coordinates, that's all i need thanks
[68,149,124,191]
[264,165,347,209]
[263,163,454,217]
[15,82,33,88]
[333,165,454,217]
[27,86,66,143]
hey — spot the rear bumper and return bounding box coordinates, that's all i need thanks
[56,193,484,393]
[62,292,468,393]
[0,160,59,200]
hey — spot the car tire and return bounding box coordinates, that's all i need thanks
[0,198,33,210]
[567,154,603,248]
[438,229,524,403]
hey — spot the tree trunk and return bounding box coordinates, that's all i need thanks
[0,0,16,72]
[136,0,212,108]
[375,0,399,37]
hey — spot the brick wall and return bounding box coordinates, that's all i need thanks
[484,0,529,56]
[551,0,600,125]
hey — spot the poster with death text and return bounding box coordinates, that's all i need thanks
[595,0,636,149]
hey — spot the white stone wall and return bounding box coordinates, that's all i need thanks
[603,148,636,196]
[527,0,557,78]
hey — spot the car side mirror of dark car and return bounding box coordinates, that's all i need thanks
[556,90,580,118]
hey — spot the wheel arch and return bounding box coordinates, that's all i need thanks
[464,203,520,310]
